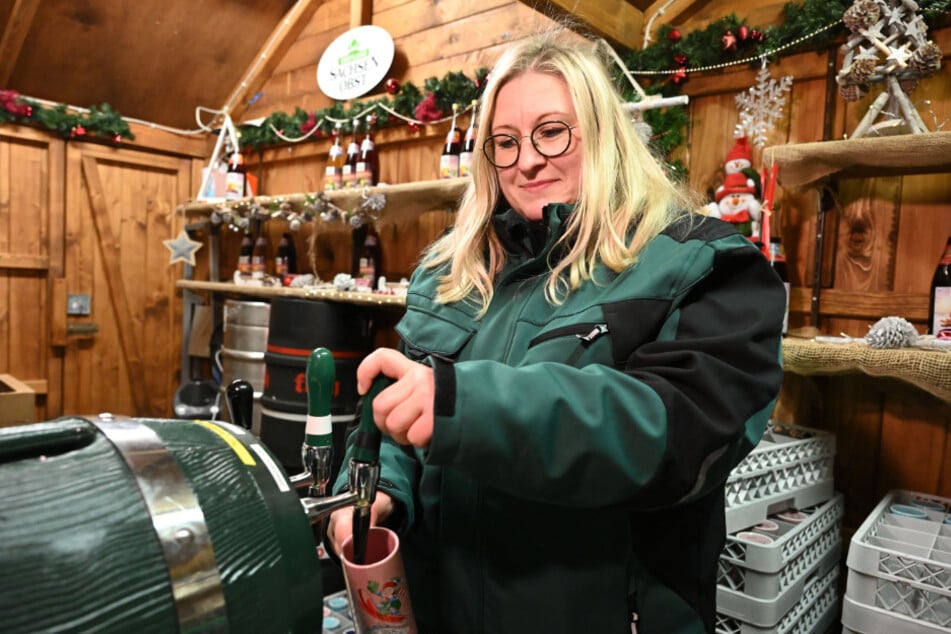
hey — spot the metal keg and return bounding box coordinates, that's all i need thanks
[218,299,270,434]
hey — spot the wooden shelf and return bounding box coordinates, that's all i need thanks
[177,280,407,308]
[763,132,951,188]
[177,177,468,224]
[782,338,951,402]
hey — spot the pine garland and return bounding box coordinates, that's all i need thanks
[0,90,134,141]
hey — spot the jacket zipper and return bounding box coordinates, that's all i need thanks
[528,322,609,348]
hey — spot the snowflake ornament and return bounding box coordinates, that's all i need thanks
[734,59,793,149]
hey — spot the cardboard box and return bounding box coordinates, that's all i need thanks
[0,374,36,427]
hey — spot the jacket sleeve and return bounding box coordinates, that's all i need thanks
[425,233,785,510]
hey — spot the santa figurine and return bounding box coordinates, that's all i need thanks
[709,136,763,241]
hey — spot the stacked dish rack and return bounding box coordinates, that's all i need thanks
[716,421,840,634]
[842,489,951,633]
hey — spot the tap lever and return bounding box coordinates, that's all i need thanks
[225,379,255,430]
[350,375,391,564]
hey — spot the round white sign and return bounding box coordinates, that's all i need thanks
[317,25,395,101]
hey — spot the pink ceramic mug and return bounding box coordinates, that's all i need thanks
[340,526,417,633]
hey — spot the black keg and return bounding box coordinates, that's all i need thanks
[260,298,372,478]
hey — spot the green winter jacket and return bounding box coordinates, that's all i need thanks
[335,204,785,633]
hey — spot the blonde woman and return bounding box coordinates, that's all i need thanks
[328,30,785,633]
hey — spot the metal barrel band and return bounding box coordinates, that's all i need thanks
[91,414,227,631]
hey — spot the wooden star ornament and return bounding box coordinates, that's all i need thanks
[163,230,203,266]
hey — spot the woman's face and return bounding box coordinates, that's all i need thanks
[489,71,583,221]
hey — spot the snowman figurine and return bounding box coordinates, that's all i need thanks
[709,136,762,241]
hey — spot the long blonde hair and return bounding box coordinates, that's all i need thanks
[421,30,698,314]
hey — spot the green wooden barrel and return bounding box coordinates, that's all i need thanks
[0,414,323,633]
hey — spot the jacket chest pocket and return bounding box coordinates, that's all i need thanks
[396,306,476,363]
[526,322,612,366]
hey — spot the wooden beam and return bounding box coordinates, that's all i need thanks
[521,0,644,51]
[351,0,373,28]
[81,155,149,414]
[0,0,41,86]
[223,0,329,124]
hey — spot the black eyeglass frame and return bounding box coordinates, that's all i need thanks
[482,120,577,169]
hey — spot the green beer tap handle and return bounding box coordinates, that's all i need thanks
[351,375,391,464]
[305,347,335,447]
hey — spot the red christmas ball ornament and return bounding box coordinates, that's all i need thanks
[750,29,765,44]
[673,54,688,66]
[113,134,122,143]
[71,125,87,138]
[384,78,401,95]
[737,25,750,42]
[408,122,420,133]
[667,28,682,43]
[722,30,737,51]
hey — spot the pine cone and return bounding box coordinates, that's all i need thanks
[847,57,878,84]
[843,0,882,33]
[865,316,919,349]
[900,78,919,94]
[838,83,867,102]
[910,42,943,76]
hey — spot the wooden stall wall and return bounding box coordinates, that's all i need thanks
[0,122,202,421]
[62,143,192,418]
[0,127,64,420]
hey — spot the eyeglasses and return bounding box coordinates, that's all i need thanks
[482,120,576,168]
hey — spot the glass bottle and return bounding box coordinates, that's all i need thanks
[769,236,790,336]
[459,100,479,177]
[225,152,246,201]
[354,223,382,289]
[323,122,345,192]
[355,115,379,187]
[440,103,461,179]
[342,118,361,189]
[251,231,269,279]
[928,236,951,337]
[274,232,297,278]
[237,231,253,277]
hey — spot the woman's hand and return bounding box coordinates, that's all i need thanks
[357,348,435,448]
[326,490,394,556]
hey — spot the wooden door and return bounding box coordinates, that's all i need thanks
[62,143,191,417]
[0,126,65,420]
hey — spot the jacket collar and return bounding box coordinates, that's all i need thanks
[491,203,574,259]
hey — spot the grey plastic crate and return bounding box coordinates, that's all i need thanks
[717,530,841,626]
[716,565,840,634]
[721,493,844,575]
[843,489,951,633]
[725,421,836,533]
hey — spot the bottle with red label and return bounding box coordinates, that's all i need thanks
[237,231,253,277]
[440,103,461,179]
[355,115,379,187]
[929,236,951,337]
[459,100,479,177]
[323,122,345,192]
[274,232,297,280]
[225,152,246,201]
[342,118,361,189]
